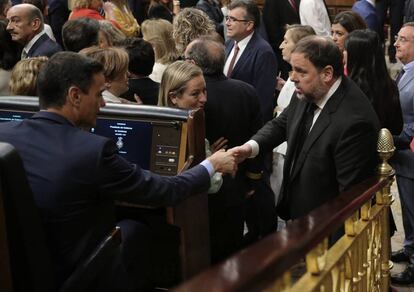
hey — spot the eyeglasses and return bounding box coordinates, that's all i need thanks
[225,16,250,23]
[395,35,414,44]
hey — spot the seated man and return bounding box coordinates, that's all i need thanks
[0,51,236,291]
[6,3,61,58]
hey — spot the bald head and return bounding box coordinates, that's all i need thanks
[6,3,44,44]
[185,37,225,76]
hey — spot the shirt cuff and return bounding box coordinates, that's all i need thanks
[200,159,215,177]
[246,140,259,158]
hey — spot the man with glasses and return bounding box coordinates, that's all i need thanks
[390,22,414,286]
[224,0,278,245]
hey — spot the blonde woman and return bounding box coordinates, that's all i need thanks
[141,18,179,82]
[9,57,48,96]
[80,46,133,104]
[173,8,215,56]
[104,0,140,37]
[159,60,226,193]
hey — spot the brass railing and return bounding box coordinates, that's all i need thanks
[172,129,395,292]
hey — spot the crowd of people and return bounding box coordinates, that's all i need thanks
[0,0,414,289]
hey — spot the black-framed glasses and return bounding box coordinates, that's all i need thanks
[225,15,250,23]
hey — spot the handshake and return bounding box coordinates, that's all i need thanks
[206,143,254,176]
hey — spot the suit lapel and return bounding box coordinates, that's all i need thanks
[229,33,256,77]
[28,33,48,57]
[289,78,347,181]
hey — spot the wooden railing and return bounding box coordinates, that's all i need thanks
[172,129,395,292]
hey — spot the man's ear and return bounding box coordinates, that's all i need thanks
[67,86,81,107]
[321,65,334,83]
[31,17,42,31]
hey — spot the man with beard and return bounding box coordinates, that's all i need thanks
[230,36,380,221]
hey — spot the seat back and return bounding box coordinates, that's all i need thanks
[0,142,123,292]
[0,142,56,292]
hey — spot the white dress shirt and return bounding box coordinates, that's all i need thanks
[223,32,254,76]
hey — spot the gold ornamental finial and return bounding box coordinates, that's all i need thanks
[377,128,395,176]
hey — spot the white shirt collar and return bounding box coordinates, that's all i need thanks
[315,76,342,110]
[23,31,45,56]
[235,31,254,51]
[366,0,375,7]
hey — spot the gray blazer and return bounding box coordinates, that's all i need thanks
[393,67,414,179]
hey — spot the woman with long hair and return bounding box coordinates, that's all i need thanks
[141,18,179,82]
[0,20,20,95]
[344,29,403,134]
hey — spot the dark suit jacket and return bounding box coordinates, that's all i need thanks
[252,77,380,219]
[0,111,210,286]
[225,32,278,123]
[27,33,62,58]
[204,74,263,206]
[122,77,159,105]
[262,0,300,79]
[352,0,381,34]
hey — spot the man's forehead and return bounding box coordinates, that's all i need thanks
[400,26,414,37]
[7,6,29,18]
[228,7,246,16]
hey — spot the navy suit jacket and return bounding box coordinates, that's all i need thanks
[252,77,380,219]
[352,0,381,34]
[0,111,210,285]
[225,32,278,123]
[27,33,62,58]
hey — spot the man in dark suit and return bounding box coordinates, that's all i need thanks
[185,37,264,263]
[224,0,278,243]
[231,36,380,221]
[224,0,277,123]
[6,3,61,59]
[0,52,236,291]
[262,0,300,80]
[390,23,414,285]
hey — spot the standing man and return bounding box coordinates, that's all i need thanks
[224,0,278,244]
[6,3,61,59]
[231,36,379,221]
[390,22,414,285]
[185,37,264,263]
[224,0,277,123]
[0,52,236,291]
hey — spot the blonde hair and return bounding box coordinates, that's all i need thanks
[72,0,93,9]
[173,8,215,56]
[99,20,126,47]
[9,56,48,96]
[141,18,178,64]
[158,60,203,107]
[79,46,129,81]
[285,24,316,44]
